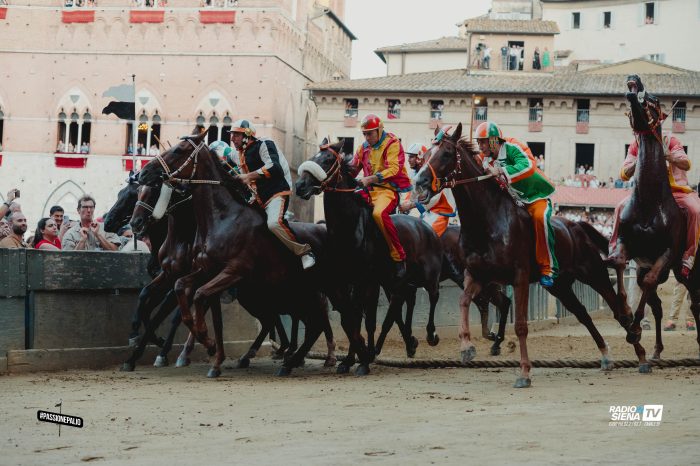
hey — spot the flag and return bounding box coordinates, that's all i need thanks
[102,83,135,121]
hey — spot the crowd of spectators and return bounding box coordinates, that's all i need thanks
[557,207,614,239]
[556,165,633,189]
[56,140,90,154]
[0,188,150,254]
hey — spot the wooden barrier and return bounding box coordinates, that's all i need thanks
[0,249,260,373]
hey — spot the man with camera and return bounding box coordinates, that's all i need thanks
[62,194,121,251]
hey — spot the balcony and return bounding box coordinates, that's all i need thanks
[528,107,543,132]
[672,108,686,133]
[62,10,95,23]
[429,110,442,129]
[0,7,7,20]
[130,9,165,23]
[343,109,358,127]
[199,10,236,24]
[576,109,589,134]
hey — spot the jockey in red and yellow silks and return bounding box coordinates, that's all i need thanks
[351,114,412,278]
[609,132,700,278]
[476,121,558,287]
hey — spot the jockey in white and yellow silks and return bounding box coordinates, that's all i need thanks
[475,121,558,287]
[400,142,457,237]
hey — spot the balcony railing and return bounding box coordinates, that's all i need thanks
[673,107,686,133]
[528,107,543,132]
[576,109,589,134]
[474,107,488,122]
[387,108,400,119]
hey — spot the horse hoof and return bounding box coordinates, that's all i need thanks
[406,337,419,358]
[153,355,169,368]
[175,356,191,368]
[336,364,351,375]
[275,366,292,377]
[485,332,497,342]
[120,362,135,372]
[490,345,501,357]
[513,377,532,388]
[355,365,370,376]
[237,358,250,369]
[324,357,337,367]
[626,331,641,345]
[461,347,477,363]
[651,352,661,360]
[207,367,221,378]
[639,363,652,374]
[600,356,614,371]
[427,333,440,346]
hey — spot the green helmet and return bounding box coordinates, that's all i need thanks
[475,121,504,140]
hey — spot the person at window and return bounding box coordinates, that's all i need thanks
[148,144,160,156]
[32,218,61,250]
[56,140,66,153]
[0,211,28,249]
[533,47,541,70]
[483,45,491,69]
[62,194,120,251]
[542,47,551,71]
[350,114,412,279]
[227,119,316,269]
[80,142,89,154]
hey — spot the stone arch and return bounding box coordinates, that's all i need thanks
[42,180,86,217]
[55,85,93,116]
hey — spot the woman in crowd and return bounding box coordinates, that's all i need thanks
[32,217,61,250]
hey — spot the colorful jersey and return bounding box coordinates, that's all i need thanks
[479,139,554,204]
[622,133,691,194]
[229,138,293,205]
[416,188,456,218]
[352,131,412,192]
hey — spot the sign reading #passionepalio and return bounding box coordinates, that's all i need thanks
[37,410,84,428]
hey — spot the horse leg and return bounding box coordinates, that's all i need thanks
[548,278,612,371]
[206,296,225,378]
[121,289,178,372]
[131,273,172,347]
[426,285,440,347]
[154,292,181,367]
[285,317,300,361]
[321,308,337,367]
[404,286,419,353]
[647,290,665,360]
[277,295,328,376]
[175,332,196,368]
[459,271,482,363]
[270,315,290,360]
[341,307,370,375]
[513,270,532,388]
[473,291,491,339]
[487,287,511,356]
[364,284,381,359]
[376,289,416,358]
[173,268,206,336]
[237,316,275,369]
[688,288,700,360]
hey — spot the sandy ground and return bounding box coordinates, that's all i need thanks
[2,312,700,465]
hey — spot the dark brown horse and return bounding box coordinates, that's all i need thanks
[413,123,639,387]
[137,131,334,377]
[295,139,444,370]
[611,75,700,361]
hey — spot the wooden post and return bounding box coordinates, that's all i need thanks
[469,93,477,143]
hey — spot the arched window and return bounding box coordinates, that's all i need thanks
[150,112,162,153]
[207,114,219,145]
[69,112,80,152]
[126,110,162,155]
[0,107,5,151]
[57,111,67,152]
[80,112,92,153]
[222,114,232,145]
[55,109,91,153]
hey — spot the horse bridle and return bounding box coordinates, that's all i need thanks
[627,89,666,147]
[155,138,221,186]
[311,144,358,193]
[423,138,493,193]
[135,187,192,219]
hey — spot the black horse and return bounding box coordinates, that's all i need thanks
[136,131,336,377]
[610,75,700,360]
[295,138,444,371]
[414,123,639,387]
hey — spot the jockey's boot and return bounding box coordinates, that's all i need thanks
[301,252,316,270]
[539,274,554,288]
[394,260,407,280]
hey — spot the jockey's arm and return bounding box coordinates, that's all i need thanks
[348,149,363,178]
[255,140,284,179]
[375,142,400,182]
[667,137,690,171]
[620,143,637,181]
[500,143,535,184]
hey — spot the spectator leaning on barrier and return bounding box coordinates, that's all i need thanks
[62,194,120,251]
[0,211,29,248]
[32,218,61,251]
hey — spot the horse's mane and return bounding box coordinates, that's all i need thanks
[455,138,485,175]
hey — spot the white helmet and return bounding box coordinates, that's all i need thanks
[406,143,428,159]
[209,140,232,160]
[231,119,256,138]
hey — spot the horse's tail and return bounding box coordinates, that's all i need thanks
[577,221,609,255]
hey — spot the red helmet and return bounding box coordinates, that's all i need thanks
[361,114,383,133]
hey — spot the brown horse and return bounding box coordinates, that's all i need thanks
[414,123,639,387]
[295,139,444,370]
[137,131,334,377]
[610,75,700,361]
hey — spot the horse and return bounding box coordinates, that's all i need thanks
[611,74,700,360]
[413,123,639,387]
[295,138,444,370]
[102,173,312,369]
[136,131,334,377]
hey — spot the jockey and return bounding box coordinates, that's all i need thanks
[608,132,700,278]
[350,114,413,279]
[475,121,558,287]
[226,119,316,270]
[400,142,457,237]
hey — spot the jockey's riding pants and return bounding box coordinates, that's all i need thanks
[421,211,450,237]
[609,192,700,270]
[527,198,558,278]
[265,195,311,257]
[369,187,406,262]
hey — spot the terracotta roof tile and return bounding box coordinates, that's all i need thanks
[375,37,469,54]
[462,17,560,35]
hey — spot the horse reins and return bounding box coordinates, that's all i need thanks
[155,139,221,185]
[317,144,357,193]
[423,138,493,192]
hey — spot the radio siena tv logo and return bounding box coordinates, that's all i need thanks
[609,404,663,427]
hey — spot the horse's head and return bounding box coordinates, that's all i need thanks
[104,170,140,233]
[130,181,185,235]
[626,74,665,135]
[295,138,350,200]
[414,123,463,204]
[138,129,208,188]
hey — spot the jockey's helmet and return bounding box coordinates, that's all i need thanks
[231,119,256,138]
[475,121,504,153]
[360,114,383,134]
[209,140,232,161]
[406,143,428,159]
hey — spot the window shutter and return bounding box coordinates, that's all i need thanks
[638,3,645,25]
[654,1,660,24]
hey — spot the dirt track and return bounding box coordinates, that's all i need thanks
[2,314,700,465]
